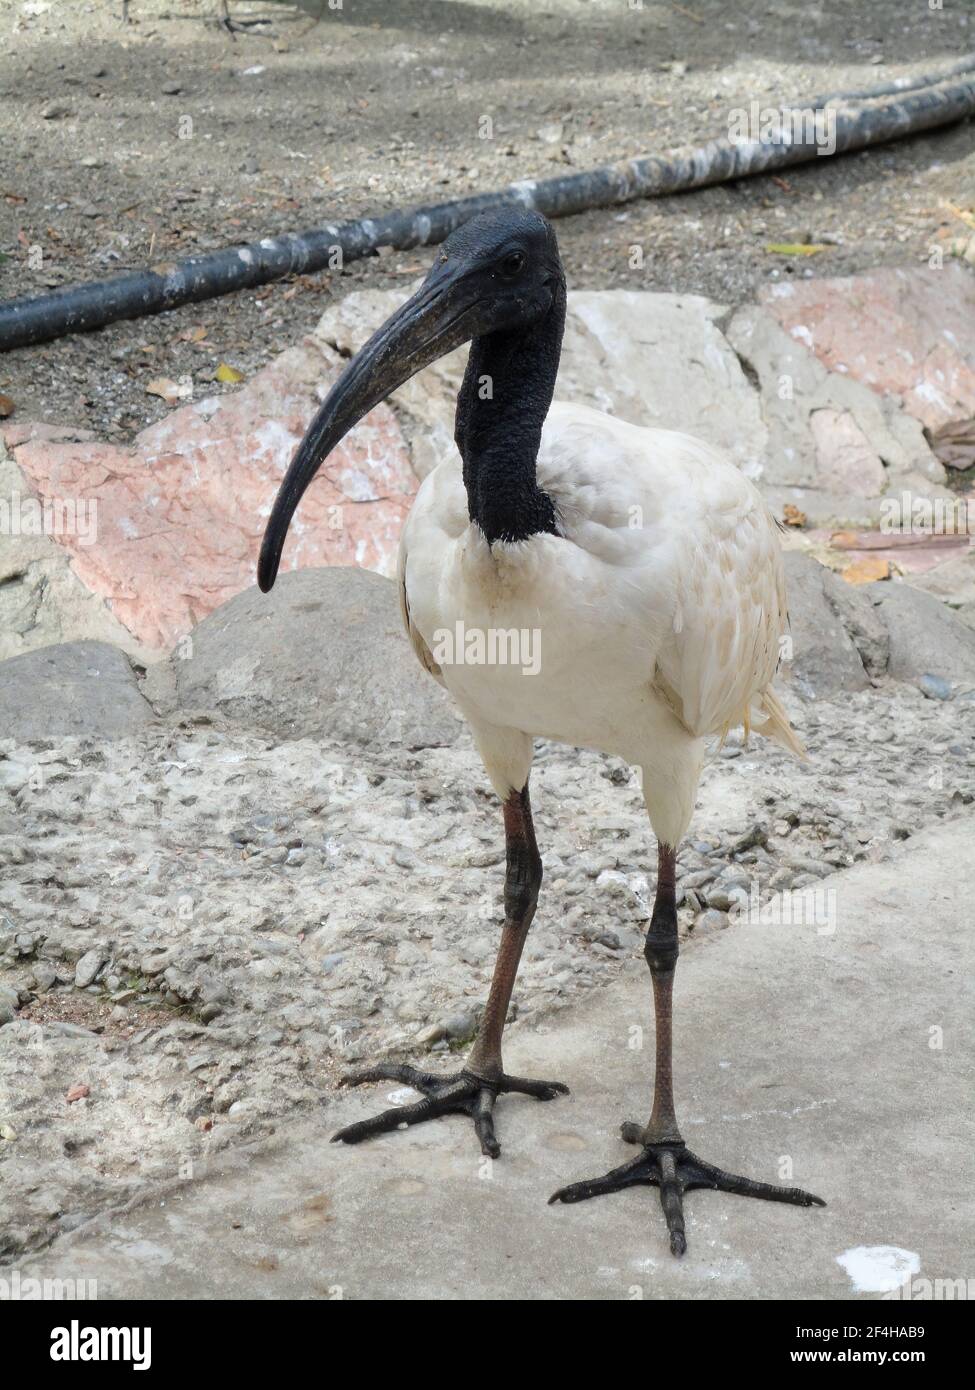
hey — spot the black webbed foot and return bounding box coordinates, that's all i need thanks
[332,1063,568,1159]
[549,1122,824,1256]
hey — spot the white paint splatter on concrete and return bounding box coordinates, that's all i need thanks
[837,1245,920,1293]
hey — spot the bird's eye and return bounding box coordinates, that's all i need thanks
[499,250,526,279]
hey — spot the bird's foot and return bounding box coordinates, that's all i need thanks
[549,1121,825,1257]
[332,1062,568,1158]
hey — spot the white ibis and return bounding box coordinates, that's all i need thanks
[258,207,824,1256]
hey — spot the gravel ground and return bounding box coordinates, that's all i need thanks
[1,0,974,435]
[2,682,973,1257]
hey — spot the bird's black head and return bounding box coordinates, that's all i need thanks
[257,206,565,591]
[426,206,565,338]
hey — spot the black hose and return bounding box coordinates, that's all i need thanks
[2,57,974,352]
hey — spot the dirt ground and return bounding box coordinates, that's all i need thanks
[1,0,974,437]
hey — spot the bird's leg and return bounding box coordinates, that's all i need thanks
[466,783,543,1081]
[550,841,824,1256]
[332,783,567,1158]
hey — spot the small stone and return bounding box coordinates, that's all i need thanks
[416,1022,446,1046]
[200,1001,223,1023]
[680,868,717,889]
[41,102,70,119]
[443,1013,476,1042]
[141,951,173,976]
[74,949,106,989]
[227,1099,257,1118]
[31,962,58,992]
[918,673,952,701]
[536,121,564,144]
[732,825,768,854]
[161,81,182,95]
[696,909,730,932]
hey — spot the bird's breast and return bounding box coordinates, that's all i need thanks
[414,525,669,749]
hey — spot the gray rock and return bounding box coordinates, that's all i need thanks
[0,983,19,1024]
[705,887,734,911]
[416,1022,446,1046]
[171,568,460,749]
[695,909,730,932]
[74,950,106,989]
[0,641,153,740]
[866,583,975,688]
[443,1012,477,1042]
[732,825,768,854]
[30,962,58,992]
[782,554,882,695]
[40,1022,99,1039]
[919,673,953,701]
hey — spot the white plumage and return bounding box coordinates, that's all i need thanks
[400,400,802,847]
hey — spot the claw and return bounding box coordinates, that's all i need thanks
[657,1151,687,1258]
[501,1075,570,1100]
[473,1089,501,1158]
[332,1065,568,1156]
[549,1137,825,1256]
[338,1063,439,1093]
[331,1094,446,1145]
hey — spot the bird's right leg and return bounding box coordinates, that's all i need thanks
[332,781,567,1158]
[550,841,823,1253]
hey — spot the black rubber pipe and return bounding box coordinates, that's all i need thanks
[2,57,974,352]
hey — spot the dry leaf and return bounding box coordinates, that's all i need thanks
[145,376,191,406]
[782,503,806,528]
[842,556,889,585]
[66,1083,90,1103]
[215,362,244,384]
[0,393,15,418]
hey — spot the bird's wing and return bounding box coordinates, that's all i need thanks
[652,479,796,747]
[538,402,803,753]
[637,434,800,751]
[396,460,469,687]
[397,548,444,684]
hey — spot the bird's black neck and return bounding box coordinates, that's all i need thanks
[454,282,565,545]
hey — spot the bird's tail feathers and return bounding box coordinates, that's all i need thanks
[752,687,807,760]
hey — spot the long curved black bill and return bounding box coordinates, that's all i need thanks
[257,264,479,592]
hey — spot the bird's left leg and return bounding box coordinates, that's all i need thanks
[550,840,824,1255]
[332,782,567,1158]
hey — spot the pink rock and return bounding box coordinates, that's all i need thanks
[8,338,418,654]
[762,266,975,467]
[808,408,886,496]
[811,527,972,576]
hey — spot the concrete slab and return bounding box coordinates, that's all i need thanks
[16,817,974,1300]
